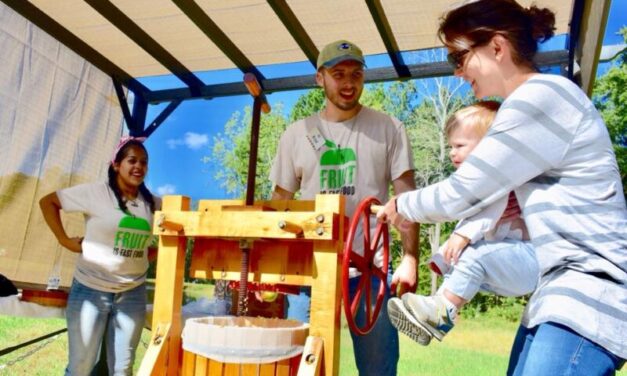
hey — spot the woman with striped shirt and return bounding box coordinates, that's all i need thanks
[379,1,626,375]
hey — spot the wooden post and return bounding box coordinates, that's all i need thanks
[138,195,189,376]
[298,336,324,376]
[575,0,611,96]
[308,194,344,376]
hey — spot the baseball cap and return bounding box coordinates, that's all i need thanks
[316,40,365,70]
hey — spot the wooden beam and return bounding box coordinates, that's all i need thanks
[84,0,205,94]
[267,0,319,69]
[197,199,315,212]
[154,210,338,240]
[130,91,149,137]
[575,0,611,96]
[145,50,569,104]
[245,96,263,205]
[297,336,324,376]
[190,238,313,285]
[141,99,183,138]
[112,77,135,129]
[139,196,190,375]
[309,195,345,376]
[566,0,585,81]
[137,323,171,376]
[172,0,265,80]
[365,0,411,78]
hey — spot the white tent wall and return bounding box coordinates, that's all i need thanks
[0,3,124,289]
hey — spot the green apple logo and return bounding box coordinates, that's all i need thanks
[118,216,151,232]
[113,215,152,258]
[320,140,356,195]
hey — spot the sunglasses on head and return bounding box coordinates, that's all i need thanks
[446,49,470,69]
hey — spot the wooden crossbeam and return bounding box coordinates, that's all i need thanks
[145,50,569,103]
[365,0,411,78]
[172,0,265,80]
[84,0,204,93]
[267,0,319,68]
[154,211,338,240]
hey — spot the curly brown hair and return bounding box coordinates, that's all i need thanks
[438,0,556,69]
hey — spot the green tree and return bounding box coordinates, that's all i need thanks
[593,27,627,194]
[288,88,325,122]
[204,103,288,200]
[403,78,469,294]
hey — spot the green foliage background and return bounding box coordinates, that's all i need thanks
[593,27,627,195]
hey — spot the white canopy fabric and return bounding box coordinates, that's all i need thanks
[0,2,124,288]
[28,0,574,78]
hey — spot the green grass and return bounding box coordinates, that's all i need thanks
[1,289,625,375]
[0,316,68,375]
[341,315,627,375]
[338,316,514,375]
[0,315,151,375]
[395,317,517,376]
[179,281,214,303]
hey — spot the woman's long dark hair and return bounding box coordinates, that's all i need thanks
[438,0,556,69]
[108,140,156,214]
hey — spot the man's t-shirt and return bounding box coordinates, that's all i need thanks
[270,106,414,263]
[270,106,414,216]
[57,182,158,292]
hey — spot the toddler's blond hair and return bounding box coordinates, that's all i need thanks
[445,101,501,139]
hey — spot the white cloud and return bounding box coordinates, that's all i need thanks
[166,132,208,150]
[184,132,209,150]
[166,139,184,149]
[156,184,177,196]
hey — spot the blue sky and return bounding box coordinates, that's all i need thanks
[143,2,625,203]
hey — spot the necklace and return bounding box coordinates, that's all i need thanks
[124,196,140,207]
[320,109,359,149]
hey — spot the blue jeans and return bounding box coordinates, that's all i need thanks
[286,271,399,376]
[441,239,538,300]
[507,322,625,376]
[65,279,146,376]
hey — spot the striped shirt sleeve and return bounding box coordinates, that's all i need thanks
[397,75,581,223]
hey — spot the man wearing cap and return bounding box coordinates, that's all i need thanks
[270,40,419,375]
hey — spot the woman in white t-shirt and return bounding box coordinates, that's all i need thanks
[40,137,159,375]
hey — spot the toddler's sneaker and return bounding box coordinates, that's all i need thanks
[387,297,432,346]
[401,294,456,341]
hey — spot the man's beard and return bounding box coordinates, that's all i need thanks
[323,84,361,111]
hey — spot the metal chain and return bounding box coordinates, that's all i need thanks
[0,330,151,370]
[0,333,62,371]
